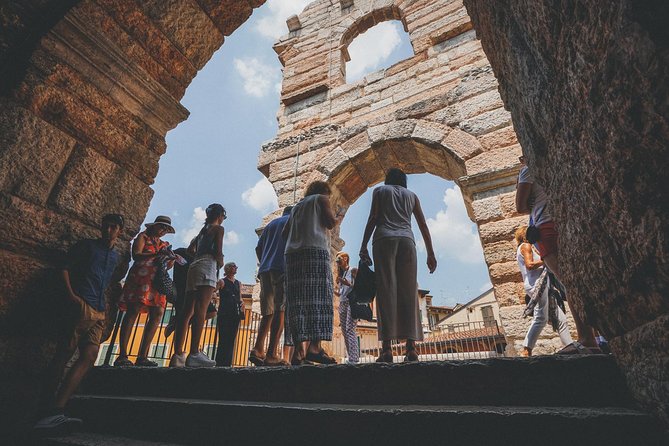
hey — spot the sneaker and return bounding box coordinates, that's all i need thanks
[135,358,158,367]
[169,352,187,368]
[185,351,216,368]
[33,413,83,434]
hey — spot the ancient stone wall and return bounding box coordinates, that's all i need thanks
[463,0,669,425]
[259,0,560,354]
[0,0,267,432]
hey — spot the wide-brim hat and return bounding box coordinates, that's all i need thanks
[145,215,175,234]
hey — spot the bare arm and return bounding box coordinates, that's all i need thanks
[131,233,157,260]
[359,192,379,263]
[520,243,544,270]
[318,195,338,229]
[214,226,225,269]
[516,182,532,214]
[62,270,82,304]
[413,197,437,273]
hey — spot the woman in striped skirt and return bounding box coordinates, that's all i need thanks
[282,181,342,365]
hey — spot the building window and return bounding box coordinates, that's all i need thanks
[481,305,495,328]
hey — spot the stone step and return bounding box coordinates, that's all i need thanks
[40,432,181,446]
[67,395,666,445]
[81,355,635,408]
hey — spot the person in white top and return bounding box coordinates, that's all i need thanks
[335,252,359,364]
[360,168,437,363]
[515,226,573,356]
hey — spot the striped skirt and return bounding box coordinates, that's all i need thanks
[285,248,333,343]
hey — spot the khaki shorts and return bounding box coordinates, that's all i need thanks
[259,270,285,316]
[62,298,106,351]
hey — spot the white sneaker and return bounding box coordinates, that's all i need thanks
[33,413,83,432]
[186,351,216,368]
[169,352,187,368]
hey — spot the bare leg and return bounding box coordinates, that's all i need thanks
[137,306,164,359]
[282,345,292,361]
[117,305,140,359]
[174,293,195,355]
[39,343,77,411]
[189,286,214,354]
[250,313,273,359]
[53,344,99,409]
[543,253,597,347]
[264,311,285,364]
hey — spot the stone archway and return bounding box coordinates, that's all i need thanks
[260,0,539,354]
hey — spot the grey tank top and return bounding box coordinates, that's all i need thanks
[195,225,218,258]
[372,185,417,242]
[285,194,329,254]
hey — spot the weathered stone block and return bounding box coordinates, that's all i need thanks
[471,196,502,222]
[478,215,528,243]
[489,261,522,286]
[459,107,512,136]
[0,102,75,204]
[50,146,154,233]
[465,144,521,176]
[493,281,525,306]
[482,240,516,265]
[442,128,482,161]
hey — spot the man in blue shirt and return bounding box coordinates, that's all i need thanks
[249,206,292,366]
[35,214,125,433]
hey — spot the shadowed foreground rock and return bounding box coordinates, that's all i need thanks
[463,0,669,424]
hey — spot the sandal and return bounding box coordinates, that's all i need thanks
[135,358,158,367]
[264,358,290,367]
[304,349,337,364]
[557,341,601,355]
[248,351,265,366]
[114,356,133,367]
[376,350,393,363]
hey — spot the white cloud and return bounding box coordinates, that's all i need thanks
[178,208,241,247]
[224,230,241,246]
[254,0,312,40]
[179,207,207,246]
[233,57,279,98]
[424,187,485,264]
[347,21,402,82]
[242,178,279,214]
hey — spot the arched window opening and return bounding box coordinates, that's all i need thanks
[344,20,413,83]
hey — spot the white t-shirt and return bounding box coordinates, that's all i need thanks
[372,185,417,242]
[517,166,552,226]
[284,194,329,254]
[338,267,354,301]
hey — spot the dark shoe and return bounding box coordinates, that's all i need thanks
[33,414,83,436]
[248,350,264,366]
[376,350,393,363]
[135,358,158,367]
[404,349,419,362]
[113,356,133,367]
[305,349,337,364]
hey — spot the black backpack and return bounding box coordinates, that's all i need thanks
[347,262,375,321]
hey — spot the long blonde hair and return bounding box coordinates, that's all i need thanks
[514,225,528,246]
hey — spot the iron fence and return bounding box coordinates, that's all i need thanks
[97,308,505,367]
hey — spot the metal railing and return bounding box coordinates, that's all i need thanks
[98,308,505,366]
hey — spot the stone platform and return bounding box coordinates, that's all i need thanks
[38,356,667,445]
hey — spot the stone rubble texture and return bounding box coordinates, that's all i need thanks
[0,0,665,432]
[464,0,669,425]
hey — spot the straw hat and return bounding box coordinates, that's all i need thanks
[144,215,175,234]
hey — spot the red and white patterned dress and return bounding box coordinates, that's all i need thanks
[119,232,169,312]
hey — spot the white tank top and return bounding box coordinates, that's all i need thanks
[372,185,417,242]
[339,267,354,301]
[285,194,329,254]
[516,243,543,294]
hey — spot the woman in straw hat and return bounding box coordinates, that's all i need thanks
[115,216,175,367]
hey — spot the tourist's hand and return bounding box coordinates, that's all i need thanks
[217,279,225,290]
[427,253,437,274]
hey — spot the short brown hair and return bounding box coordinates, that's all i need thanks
[514,226,528,246]
[304,180,331,197]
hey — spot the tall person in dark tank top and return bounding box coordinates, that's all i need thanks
[170,204,226,368]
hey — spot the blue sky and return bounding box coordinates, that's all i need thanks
[144,0,492,306]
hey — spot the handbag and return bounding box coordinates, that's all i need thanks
[347,261,376,322]
[153,252,177,303]
[235,301,246,321]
